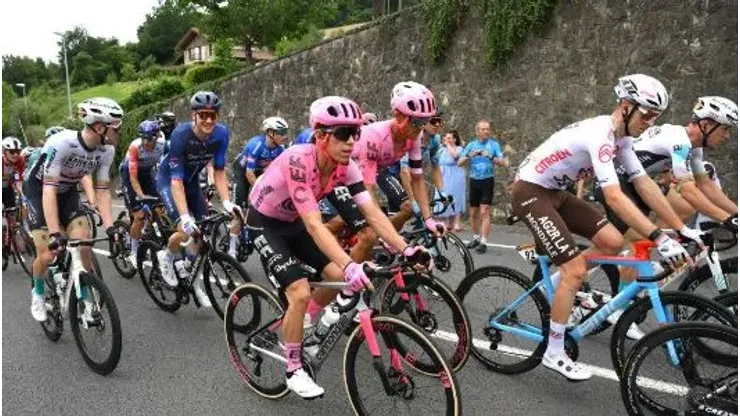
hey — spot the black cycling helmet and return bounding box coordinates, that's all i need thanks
[190,91,222,111]
[158,111,177,124]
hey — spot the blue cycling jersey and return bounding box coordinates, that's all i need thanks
[158,122,229,184]
[400,133,441,169]
[234,134,285,173]
[294,128,313,145]
[461,138,503,180]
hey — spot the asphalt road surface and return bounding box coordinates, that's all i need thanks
[3,201,676,415]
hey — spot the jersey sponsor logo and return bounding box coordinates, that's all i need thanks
[366,142,379,161]
[553,174,576,189]
[279,197,296,212]
[253,185,274,208]
[519,197,538,207]
[534,149,573,174]
[334,187,352,202]
[523,212,571,258]
[253,235,275,259]
[598,144,614,163]
[292,186,309,204]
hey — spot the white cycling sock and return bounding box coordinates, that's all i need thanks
[480,237,487,244]
[131,238,140,255]
[229,234,238,254]
[545,321,566,357]
[473,234,480,241]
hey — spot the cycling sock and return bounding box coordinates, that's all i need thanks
[306,299,323,323]
[545,321,566,356]
[284,342,303,374]
[480,237,488,244]
[618,281,629,293]
[131,238,140,255]
[33,277,45,295]
[473,234,480,241]
[229,234,238,254]
[80,284,88,301]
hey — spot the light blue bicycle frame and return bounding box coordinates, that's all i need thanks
[488,249,682,364]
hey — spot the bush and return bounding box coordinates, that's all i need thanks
[114,100,171,170]
[105,72,118,85]
[121,77,185,111]
[183,64,230,88]
[140,64,188,81]
[274,26,324,57]
[121,63,138,81]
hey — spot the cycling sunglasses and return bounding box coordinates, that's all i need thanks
[637,106,662,123]
[320,125,361,142]
[274,128,289,136]
[6,149,20,155]
[409,116,431,129]
[196,111,219,121]
[429,117,443,126]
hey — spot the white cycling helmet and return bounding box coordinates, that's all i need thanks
[78,97,124,128]
[262,116,289,132]
[693,96,738,126]
[2,136,23,151]
[614,74,669,112]
[45,126,66,139]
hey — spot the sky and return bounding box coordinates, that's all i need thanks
[0,0,160,63]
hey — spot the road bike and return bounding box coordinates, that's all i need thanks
[2,205,34,276]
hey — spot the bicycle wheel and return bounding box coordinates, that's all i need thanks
[610,290,738,376]
[137,239,181,313]
[713,290,737,318]
[344,314,462,416]
[620,322,737,416]
[433,232,474,287]
[68,271,123,375]
[224,283,290,399]
[678,256,737,299]
[111,220,136,279]
[379,274,471,373]
[456,265,550,374]
[12,226,35,277]
[204,250,252,320]
[40,278,63,342]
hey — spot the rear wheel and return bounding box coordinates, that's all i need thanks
[111,220,136,279]
[204,250,252,320]
[13,226,35,277]
[69,272,123,375]
[137,240,181,313]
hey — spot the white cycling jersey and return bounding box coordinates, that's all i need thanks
[618,124,706,180]
[516,115,645,189]
[27,129,114,194]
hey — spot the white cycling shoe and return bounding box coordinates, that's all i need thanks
[128,252,138,267]
[286,368,324,400]
[31,291,47,322]
[156,250,178,287]
[542,352,592,381]
[193,277,212,308]
[607,309,644,340]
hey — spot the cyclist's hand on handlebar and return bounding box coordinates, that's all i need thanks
[47,232,67,251]
[403,245,432,270]
[179,214,200,236]
[343,262,372,293]
[222,200,243,219]
[655,233,691,269]
[424,217,446,236]
[678,225,705,248]
[105,226,121,241]
[722,213,738,234]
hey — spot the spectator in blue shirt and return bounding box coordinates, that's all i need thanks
[457,119,508,253]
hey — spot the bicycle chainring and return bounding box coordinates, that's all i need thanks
[413,310,438,333]
[434,255,452,272]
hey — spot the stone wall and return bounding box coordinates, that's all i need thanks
[169,0,738,216]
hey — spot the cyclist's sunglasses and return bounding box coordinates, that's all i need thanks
[106,119,123,130]
[637,106,662,123]
[429,117,443,126]
[409,116,431,128]
[6,149,20,155]
[320,125,361,142]
[274,128,289,136]
[196,111,219,121]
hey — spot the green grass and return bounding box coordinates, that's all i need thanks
[71,81,140,103]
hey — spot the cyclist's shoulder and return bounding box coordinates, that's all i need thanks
[212,122,230,138]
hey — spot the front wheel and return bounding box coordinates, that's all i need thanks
[40,278,63,342]
[343,314,462,416]
[137,240,181,313]
[204,250,251,320]
[68,272,123,375]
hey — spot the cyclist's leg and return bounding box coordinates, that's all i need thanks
[123,171,148,254]
[159,180,193,253]
[327,187,376,262]
[25,181,56,320]
[61,191,94,272]
[229,164,249,256]
[377,169,411,231]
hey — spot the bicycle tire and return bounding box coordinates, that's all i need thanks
[379,274,471,373]
[40,278,63,342]
[439,232,474,277]
[620,322,738,416]
[456,265,551,374]
[204,250,252,320]
[713,290,737,317]
[343,314,462,416]
[677,256,737,297]
[610,290,738,376]
[137,239,181,313]
[68,271,123,375]
[111,220,136,279]
[224,283,290,399]
[13,226,35,277]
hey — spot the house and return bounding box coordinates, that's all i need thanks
[175,27,274,65]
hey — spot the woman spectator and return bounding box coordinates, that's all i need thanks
[436,130,466,231]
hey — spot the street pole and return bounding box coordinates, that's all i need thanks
[55,32,73,119]
[15,83,27,129]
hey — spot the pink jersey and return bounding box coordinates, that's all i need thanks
[250,144,371,222]
[351,120,423,185]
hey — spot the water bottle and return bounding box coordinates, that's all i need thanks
[174,258,191,282]
[314,306,341,340]
[53,270,67,296]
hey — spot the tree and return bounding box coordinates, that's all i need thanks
[2,82,17,136]
[1,55,56,90]
[137,0,199,64]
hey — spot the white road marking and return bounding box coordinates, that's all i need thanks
[460,239,516,250]
[432,330,689,395]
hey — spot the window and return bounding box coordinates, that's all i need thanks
[188,47,202,62]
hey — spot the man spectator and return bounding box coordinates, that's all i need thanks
[458,119,508,253]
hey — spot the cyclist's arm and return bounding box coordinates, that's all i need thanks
[127,146,145,196]
[42,183,61,234]
[357,197,407,252]
[93,147,114,228]
[576,179,585,199]
[694,174,738,215]
[676,178,731,221]
[206,161,215,186]
[246,169,258,186]
[168,131,190,218]
[80,175,96,206]
[631,175,684,230]
[244,140,260,185]
[399,166,415,203]
[301,210,353,269]
[96,187,113,228]
[601,184,660,237]
[411,173,433,219]
[212,132,230,202]
[213,169,230,203]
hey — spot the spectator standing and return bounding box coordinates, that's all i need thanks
[437,130,466,231]
[458,119,508,253]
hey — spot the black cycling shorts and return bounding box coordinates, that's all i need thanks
[376,168,408,211]
[119,165,158,211]
[232,161,251,209]
[2,186,16,209]
[246,208,331,304]
[593,176,656,235]
[23,179,85,231]
[469,177,495,207]
[325,186,369,233]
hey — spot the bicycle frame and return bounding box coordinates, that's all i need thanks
[489,240,683,364]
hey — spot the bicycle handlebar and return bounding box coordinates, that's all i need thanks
[179,211,231,247]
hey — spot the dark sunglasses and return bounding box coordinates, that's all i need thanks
[409,116,431,128]
[196,111,219,121]
[429,118,443,126]
[275,128,289,136]
[320,126,361,142]
[6,149,20,155]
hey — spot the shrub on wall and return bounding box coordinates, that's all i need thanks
[183,64,231,88]
[121,77,185,111]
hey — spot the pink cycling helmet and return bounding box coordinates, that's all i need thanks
[309,96,364,128]
[390,81,437,118]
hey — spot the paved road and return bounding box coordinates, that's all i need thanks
[4,202,640,415]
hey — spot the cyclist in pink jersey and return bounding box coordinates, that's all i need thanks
[247,96,429,399]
